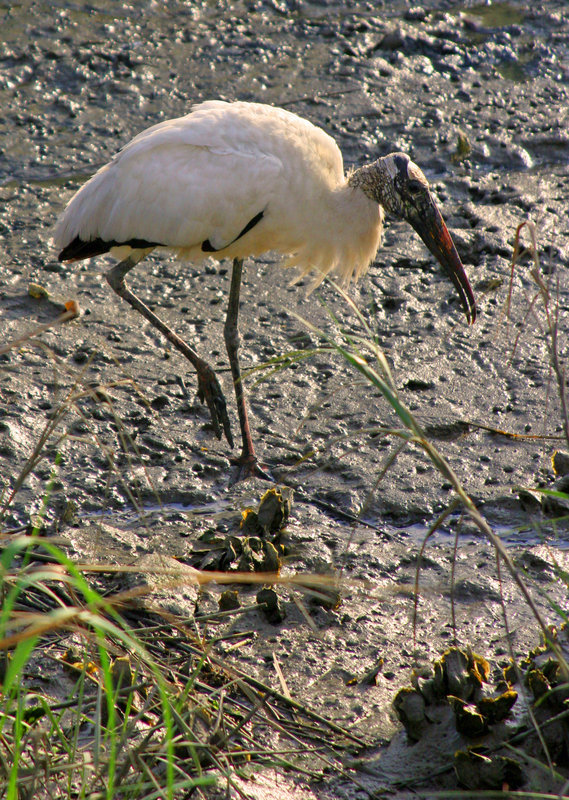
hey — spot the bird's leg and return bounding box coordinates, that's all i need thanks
[105,255,233,446]
[224,258,272,481]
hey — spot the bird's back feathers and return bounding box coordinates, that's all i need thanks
[54,100,383,284]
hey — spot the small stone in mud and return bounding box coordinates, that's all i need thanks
[542,475,569,516]
[237,537,281,574]
[449,696,488,737]
[404,6,426,22]
[477,689,518,724]
[451,130,472,163]
[218,589,240,611]
[552,451,569,476]
[28,282,50,299]
[151,394,170,410]
[418,647,488,703]
[256,587,286,624]
[256,486,293,535]
[240,486,293,539]
[454,750,524,791]
[240,508,263,537]
[526,667,550,700]
[393,687,428,742]
[59,499,78,524]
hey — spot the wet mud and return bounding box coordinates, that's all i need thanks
[2,0,569,795]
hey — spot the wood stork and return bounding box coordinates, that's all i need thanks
[54,100,476,480]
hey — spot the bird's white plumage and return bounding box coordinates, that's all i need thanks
[53,101,383,285]
[52,99,476,476]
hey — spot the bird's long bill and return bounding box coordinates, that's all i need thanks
[409,198,476,324]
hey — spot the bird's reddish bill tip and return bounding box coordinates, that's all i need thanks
[409,200,477,324]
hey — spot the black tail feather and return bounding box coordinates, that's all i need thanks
[58,236,160,262]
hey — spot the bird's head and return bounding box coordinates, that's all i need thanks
[352,153,476,324]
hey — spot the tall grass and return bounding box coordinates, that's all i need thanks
[295,273,566,663]
[1,523,371,797]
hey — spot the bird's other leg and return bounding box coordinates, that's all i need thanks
[105,255,233,446]
[224,257,272,482]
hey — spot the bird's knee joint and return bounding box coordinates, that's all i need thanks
[106,270,125,293]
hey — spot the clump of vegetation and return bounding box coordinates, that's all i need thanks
[0,528,366,798]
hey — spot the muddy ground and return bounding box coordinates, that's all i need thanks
[2,0,569,796]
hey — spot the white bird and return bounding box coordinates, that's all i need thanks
[54,100,476,480]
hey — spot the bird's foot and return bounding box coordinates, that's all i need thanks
[196,366,234,447]
[229,452,274,484]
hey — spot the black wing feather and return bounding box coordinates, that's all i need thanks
[58,236,161,262]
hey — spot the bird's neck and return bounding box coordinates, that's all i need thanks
[348,160,393,209]
[278,177,383,287]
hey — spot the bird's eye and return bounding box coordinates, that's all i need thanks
[407,179,424,195]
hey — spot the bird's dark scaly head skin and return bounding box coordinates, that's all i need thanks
[353,153,476,324]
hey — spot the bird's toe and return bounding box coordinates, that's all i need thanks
[229,453,274,485]
[196,366,234,447]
